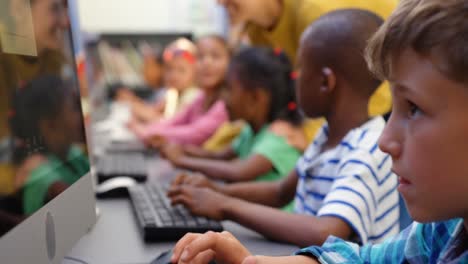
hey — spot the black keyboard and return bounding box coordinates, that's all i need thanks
[106,140,149,153]
[128,183,223,242]
[95,153,148,183]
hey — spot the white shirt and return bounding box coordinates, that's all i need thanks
[294,117,399,244]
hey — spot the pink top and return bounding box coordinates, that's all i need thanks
[137,93,229,145]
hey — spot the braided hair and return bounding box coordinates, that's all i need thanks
[229,47,303,125]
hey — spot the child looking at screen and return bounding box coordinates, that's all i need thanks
[161,46,303,184]
[130,36,230,146]
[168,9,398,251]
[170,1,468,263]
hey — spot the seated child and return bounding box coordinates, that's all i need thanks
[161,47,304,183]
[158,38,200,119]
[125,38,199,124]
[116,46,166,123]
[129,35,231,146]
[9,75,89,215]
[168,9,399,248]
[170,1,468,263]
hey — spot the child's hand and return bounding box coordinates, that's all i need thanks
[160,143,185,165]
[145,135,166,149]
[127,118,145,137]
[168,186,229,220]
[171,231,251,264]
[115,88,135,103]
[171,173,220,191]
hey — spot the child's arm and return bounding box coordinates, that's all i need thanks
[162,144,237,161]
[143,100,228,145]
[170,153,274,182]
[170,231,318,264]
[294,221,461,264]
[171,169,298,208]
[168,186,352,247]
[183,144,237,160]
[130,99,162,123]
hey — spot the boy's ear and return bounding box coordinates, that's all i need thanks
[320,67,336,93]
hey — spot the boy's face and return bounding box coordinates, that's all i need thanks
[379,49,468,223]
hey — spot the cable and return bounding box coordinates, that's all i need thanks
[63,256,89,264]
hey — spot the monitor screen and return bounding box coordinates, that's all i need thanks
[0,0,90,237]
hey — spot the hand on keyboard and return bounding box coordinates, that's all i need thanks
[171,231,252,264]
[168,186,229,221]
[145,135,167,150]
[171,173,220,191]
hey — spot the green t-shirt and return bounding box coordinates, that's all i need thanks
[22,146,90,215]
[231,125,301,182]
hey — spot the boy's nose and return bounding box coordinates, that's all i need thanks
[378,125,401,160]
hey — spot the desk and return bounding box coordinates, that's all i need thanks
[66,141,298,263]
[71,110,299,263]
[67,198,298,264]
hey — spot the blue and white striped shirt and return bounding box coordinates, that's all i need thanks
[294,117,399,244]
[296,219,468,263]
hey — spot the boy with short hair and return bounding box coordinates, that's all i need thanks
[170,0,468,263]
[168,8,399,249]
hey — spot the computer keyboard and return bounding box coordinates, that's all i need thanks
[128,183,223,242]
[105,140,148,153]
[95,152,148,183]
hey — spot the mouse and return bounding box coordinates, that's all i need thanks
[95,176,137,199]
[151,249,217,264]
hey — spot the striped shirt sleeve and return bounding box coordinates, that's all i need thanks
[295,220,466,263]
[317,150,381,244]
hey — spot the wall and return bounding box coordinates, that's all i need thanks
[76,0,227,37]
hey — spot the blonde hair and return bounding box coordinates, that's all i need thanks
[366,0,468,84]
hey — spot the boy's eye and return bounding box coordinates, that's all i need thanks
[407,101,422,119]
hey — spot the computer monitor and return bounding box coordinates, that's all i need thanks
[0,0,96,263]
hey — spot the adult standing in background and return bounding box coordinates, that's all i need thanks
[217,0,398,150]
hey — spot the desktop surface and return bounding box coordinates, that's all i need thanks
[67,198,299,264]
[74,93,299,263]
